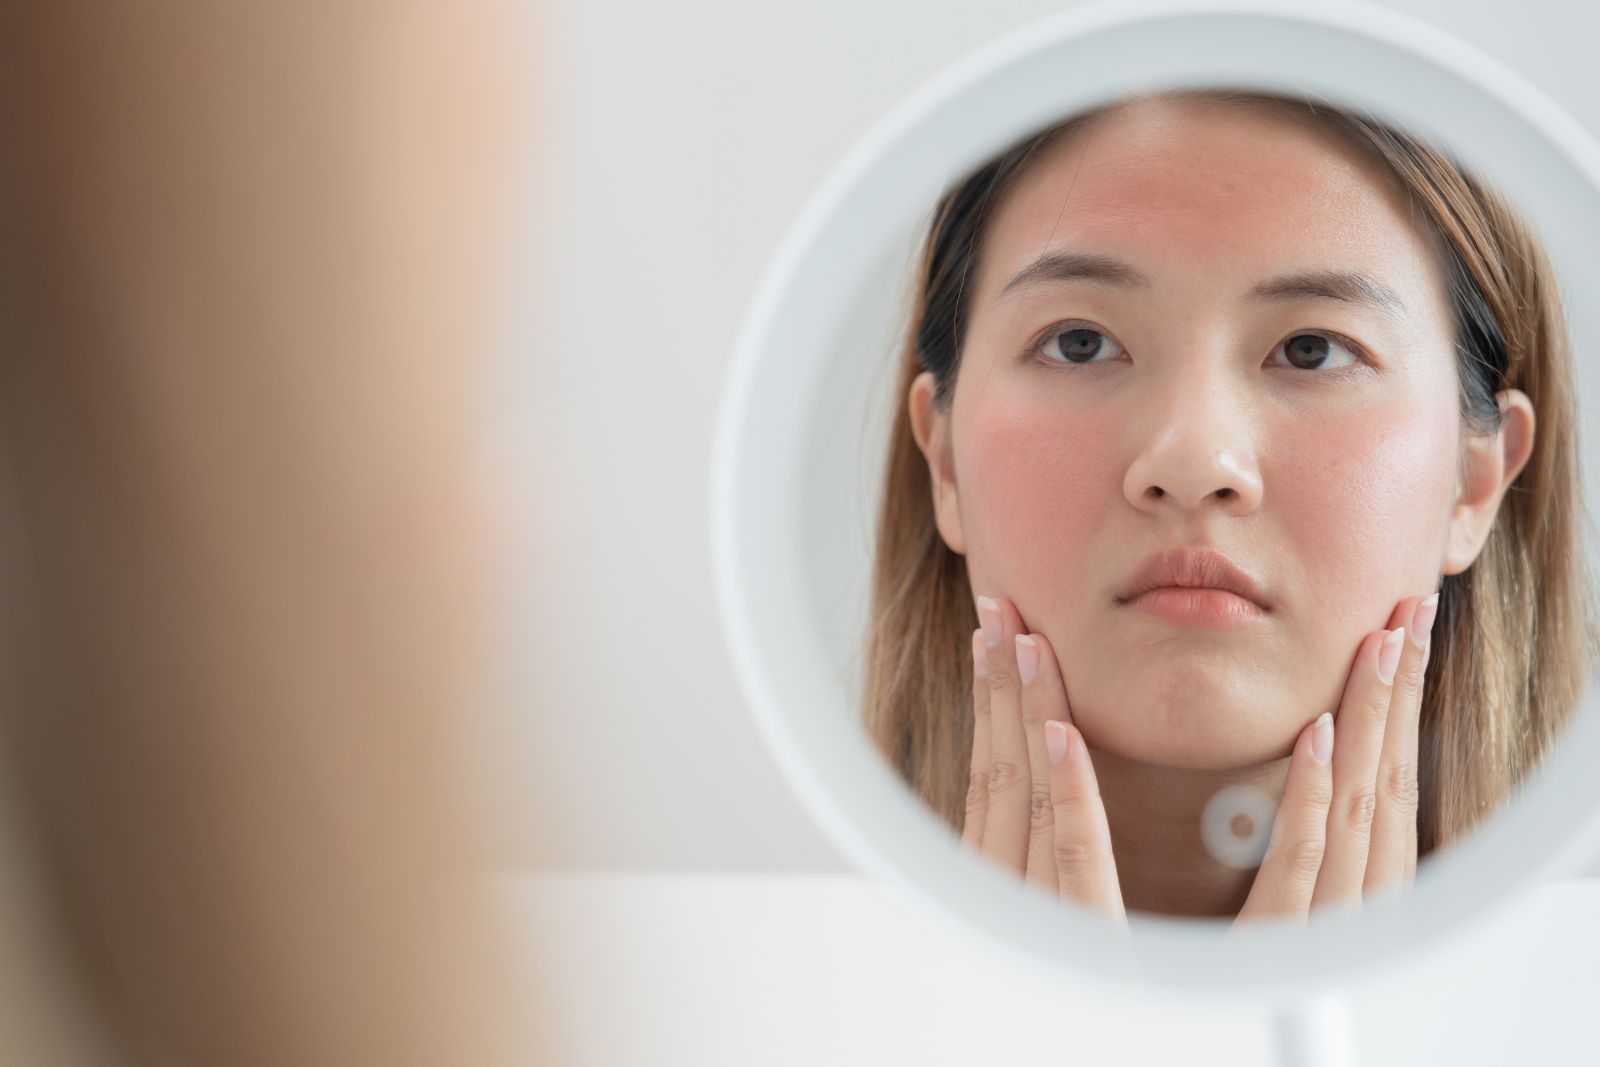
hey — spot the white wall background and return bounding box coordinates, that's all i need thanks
[507,0,1600,875]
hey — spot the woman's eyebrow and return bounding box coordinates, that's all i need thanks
[996,250,1411,324]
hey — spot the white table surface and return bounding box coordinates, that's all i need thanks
[505,870,1600,1067]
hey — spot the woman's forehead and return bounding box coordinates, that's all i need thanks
[976,101,1441,317]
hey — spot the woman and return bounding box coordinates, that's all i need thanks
[860,87,1599,923]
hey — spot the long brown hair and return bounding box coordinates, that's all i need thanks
[859,87,1600,858]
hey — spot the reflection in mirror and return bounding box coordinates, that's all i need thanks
[856,86,1600,926]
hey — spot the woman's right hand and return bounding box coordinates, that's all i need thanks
[960,594,1128,927]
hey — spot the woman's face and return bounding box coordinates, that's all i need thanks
[937,99,1463,769]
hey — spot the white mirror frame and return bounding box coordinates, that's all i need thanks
[711,0,1600,1006]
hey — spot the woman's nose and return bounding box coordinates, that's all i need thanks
[1121,379,1263,517]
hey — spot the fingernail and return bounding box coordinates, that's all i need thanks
[1046,720,1069,763]
[1378,628,1405,684]
[1015,634,1038,684]
[1311,712,1334,764]
[976,595,1002,648]
[1411,593,1439,648]
[972,629,988,678]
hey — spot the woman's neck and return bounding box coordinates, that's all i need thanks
[1085,744,1293,919]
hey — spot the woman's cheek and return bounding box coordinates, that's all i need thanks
[1277,408,1455,634]
[961,397,1118,620]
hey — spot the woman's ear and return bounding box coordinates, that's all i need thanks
[908,371,967,555]
[1441,388,1536,576]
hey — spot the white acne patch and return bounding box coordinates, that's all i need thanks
[1200,782,1279,870]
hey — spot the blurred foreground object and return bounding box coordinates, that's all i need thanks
[0,4,535,1065]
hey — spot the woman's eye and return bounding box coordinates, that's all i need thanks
[1038,323,1123,365]
[1273,332,1364,372]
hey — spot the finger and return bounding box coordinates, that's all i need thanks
[1044,720,1126,925]
[1312,623,1409,911]
[961,628,991,851]
[1016,630,1069,894]
[1234,713,1334,924]
[1366,592,1436,896]
[975,594,1030,874]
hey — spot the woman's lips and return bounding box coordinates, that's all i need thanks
[1124,586,1268,625]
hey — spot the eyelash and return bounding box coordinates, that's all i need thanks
[1027,319,1374,378]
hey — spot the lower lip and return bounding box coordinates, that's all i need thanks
[1125,587,1267,625]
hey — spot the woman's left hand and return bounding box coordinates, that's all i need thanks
[1234,590,1438,924]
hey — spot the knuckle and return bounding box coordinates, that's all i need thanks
[1029,785,1053,830]
[1391,672,1422,709]
[1281,837,1326,880]
[1303,776,1334,812]
[1381,761,1419,811]
[965,770,989,814]
[1402,630,1430,673]
[1402,647,1426,686]
[986,666,1017,693]
[987,757,1024,797]
[1367,692,1392,727]
[1343,788,1377,836]
[1053,838,1096,878]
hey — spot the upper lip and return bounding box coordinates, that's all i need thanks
[1117,546,1270,610]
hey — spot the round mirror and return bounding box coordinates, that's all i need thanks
[711,0,1600,1007]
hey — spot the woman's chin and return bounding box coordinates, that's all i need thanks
[1070,677,1303,770]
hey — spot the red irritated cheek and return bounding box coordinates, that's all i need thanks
[958,400,1119,618]
[1272,408,1453,617]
